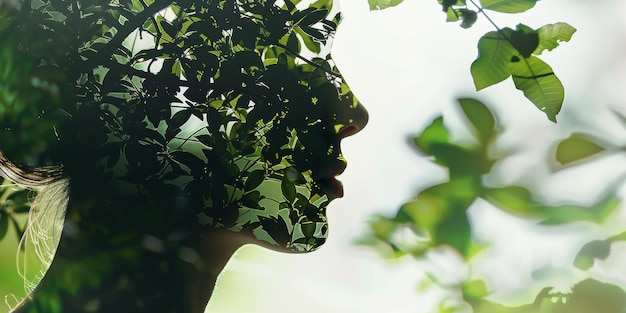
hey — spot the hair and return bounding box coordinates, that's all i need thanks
[0,150,69,293]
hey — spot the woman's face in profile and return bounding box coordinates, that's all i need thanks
[2,0,367,252]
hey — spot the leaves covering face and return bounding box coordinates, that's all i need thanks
[1,0,360,252]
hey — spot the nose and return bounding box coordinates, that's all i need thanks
[335,101,369,139]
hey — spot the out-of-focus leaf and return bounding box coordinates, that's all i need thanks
[414,117,450,156]
[556,134,605,165]
[0,212,8,240]
[574,240,611,270]
[510,55,563,122]
[539,196,619,225]
[458,98,496,145]
[463,280,488,298]
[534,22,577,55]
[368,0,404,10]
[483,186,537,216]
[480,0,538,13]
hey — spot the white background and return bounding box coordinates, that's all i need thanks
[206,1,626,312]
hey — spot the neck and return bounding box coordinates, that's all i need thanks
[10,224,252,313]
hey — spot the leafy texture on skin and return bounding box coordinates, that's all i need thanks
[510,55,563,122]
[368,0,404,10]
[480,0,539,13]
[534,22,577,55]
[470,29,516,90]
[556,134,605,165]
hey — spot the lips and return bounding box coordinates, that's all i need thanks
[316,177,344,200]
[314,159,347,200]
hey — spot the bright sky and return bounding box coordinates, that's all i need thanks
[206,1,626,312]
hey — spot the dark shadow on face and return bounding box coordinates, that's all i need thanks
[1,0,368,253]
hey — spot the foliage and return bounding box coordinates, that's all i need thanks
[369,0,575,122]
[0,0,362,255]
[0,179,29,242]
[359,98,626,312]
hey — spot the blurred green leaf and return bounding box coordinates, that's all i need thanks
[574,240,611,270]
[368,0,404,10]
[484,186,535,216]
[0,212,8,240]
[556,134,605,165]
[464,280,488,298]
[414,117,451,155]
[458,98,496,145]
[539,196,619,225]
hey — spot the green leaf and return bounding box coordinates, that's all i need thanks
[281,177,296,203]
[539,196,619,225]
[574,240,611,270]
[556,134,605,165]
[439,0,465,12]
[484,186,536,216]
[414,117,450,155]
[300,221,316,237]
[470,29,516,91]
[459,9,478,29]
[244,170,266,191]
[510,56,563,122]
[458,98,496,144]
[368,0,404,10]
[533,22,577,55]
[511,24,539,58]
[0,212,8,240]
[480,0,538,13]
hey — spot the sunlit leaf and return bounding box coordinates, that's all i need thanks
[368,0,404,10]
[470,29,515,91]
[556,134,605,165]
[534,22,577,55]
[480,0,538,13]
[510,56,563,122]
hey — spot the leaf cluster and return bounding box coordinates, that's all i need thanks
[0,0,357,252]
[369,0,576,122]
[359,98,624,312]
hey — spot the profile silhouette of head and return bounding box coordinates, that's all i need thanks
[0,0,368,312]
